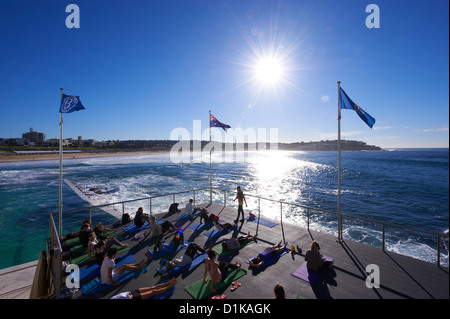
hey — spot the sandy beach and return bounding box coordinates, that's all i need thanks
[0,150,170,163]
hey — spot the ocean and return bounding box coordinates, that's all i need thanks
[0,149,448,270]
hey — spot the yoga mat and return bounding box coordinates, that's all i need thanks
[152,286,175,299]
[81,263,150,295]
[78,253,136,281]
[184,268,247,299]
[145,240,189,259]
[245,248,289,270]
[123,219,163,233]
[203,225,237,239]
[245,216,278,228]
[291,256,334,284]
[156,254,208,277]
[69,231,119,254]
[188,223,210,231]
[123,221,149,233]
[212,239,255,257]
[71,245,130,266]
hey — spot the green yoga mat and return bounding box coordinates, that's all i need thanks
[71,245,130,266]
[184,268,247,299]
[212,240,254,257]
[66,231,117,246]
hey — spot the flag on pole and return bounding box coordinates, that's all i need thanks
[210,114,231,132]
[340,88,375,128]
[60,94,85,113]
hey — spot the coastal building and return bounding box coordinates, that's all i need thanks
[22,128,45,146]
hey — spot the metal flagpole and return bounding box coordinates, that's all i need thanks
[337,81,342,242]
[209,110,213,204]
[59,88,64,238]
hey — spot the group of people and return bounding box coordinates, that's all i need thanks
[78,185,333,299]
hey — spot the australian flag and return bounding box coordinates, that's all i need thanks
[210,114,231,132]
[340,88,375,129]
[60,94,85,113]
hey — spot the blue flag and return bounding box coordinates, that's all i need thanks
[340,88,375,129]
[60,94,85,113]
[210,114,231,132]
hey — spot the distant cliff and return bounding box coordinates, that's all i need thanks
[278,140,382,151]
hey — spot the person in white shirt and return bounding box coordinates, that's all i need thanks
[185,199,194,216]
[100,247,147,285]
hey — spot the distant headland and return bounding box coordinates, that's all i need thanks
[1,139,382,162]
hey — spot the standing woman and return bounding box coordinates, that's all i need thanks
[233,186,247,223]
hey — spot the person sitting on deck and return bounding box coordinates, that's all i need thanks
[249,240,288,268]
[93,222,115,241]
[87,232,128,263]
[79,223,92,248]
[304,241,333,272]
[169,203,181,214]
[145,215,180,239]
[158,242,206,277]
[153,229,184,254]
[185,199,194,216]
[110,277,177,299]
[100,247,147,286]
[221,232,258,251]
[134,207,150,229]
[203,250,241,294]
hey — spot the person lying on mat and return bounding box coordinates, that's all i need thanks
[213,215,235,233]
[221,231,258,251]
[199,208,215,224]
[304,241,333,272]
[249,240,288,268]
[145,215,180,239]
[203,250,241,294]
[110,277,177,299]
[158,242,206,277]
[100,247,147,286]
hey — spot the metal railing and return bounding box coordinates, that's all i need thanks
[49,185,449,297]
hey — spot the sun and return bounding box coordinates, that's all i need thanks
[254,56,284,86]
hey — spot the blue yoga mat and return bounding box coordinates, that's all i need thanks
[152,285,176,299]
[156,253,208,277]
[123,219,163,233]
[78,253,136,281]
[245,248,289,270]
[81,263,149,295]
[145,240,189,259]
[245,216,279,228]
[188,222,213,231]
[203,225,237,238]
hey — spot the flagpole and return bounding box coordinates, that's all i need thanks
[209,110,212,204]
[337,81,342,242]
[59,88,64,238]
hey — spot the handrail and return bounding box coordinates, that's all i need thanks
[48,213,62,297]
[50,186,448,267]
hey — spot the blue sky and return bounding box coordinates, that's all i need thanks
[0,0,448,148]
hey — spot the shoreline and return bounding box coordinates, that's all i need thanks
[0,150,171,163]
